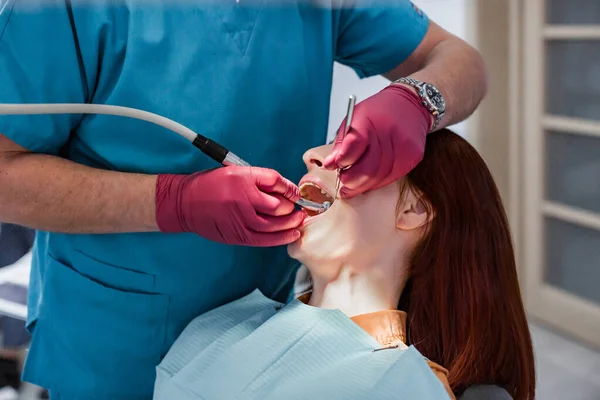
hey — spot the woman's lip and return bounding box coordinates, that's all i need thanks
[298,175,335,199]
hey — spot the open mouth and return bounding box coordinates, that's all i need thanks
[299,182,335,217]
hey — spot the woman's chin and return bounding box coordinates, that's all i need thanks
[288,202,345,263]
[287,229,316,261]
[287,240,302,260]
[290,226,315,257]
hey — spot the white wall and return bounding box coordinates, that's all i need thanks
[327,0,476,141]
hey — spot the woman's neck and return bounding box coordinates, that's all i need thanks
[306,258,408,317]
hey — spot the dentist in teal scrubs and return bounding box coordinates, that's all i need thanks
[0,0,487,398]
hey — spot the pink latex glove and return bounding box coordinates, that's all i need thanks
[155,166,306,247]
[323,85,433,199]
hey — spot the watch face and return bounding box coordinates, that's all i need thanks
[424,84,446,112]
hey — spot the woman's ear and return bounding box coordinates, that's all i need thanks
[396,188,432,231]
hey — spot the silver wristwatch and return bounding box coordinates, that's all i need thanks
[393,77,446,132]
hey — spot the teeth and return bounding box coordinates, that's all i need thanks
[299,181,334,204]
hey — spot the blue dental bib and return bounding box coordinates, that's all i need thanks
[154,290,450,400]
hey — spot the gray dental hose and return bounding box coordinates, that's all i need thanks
[0,103,329,212]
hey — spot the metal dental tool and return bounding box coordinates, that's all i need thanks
[291,95,358,214]
[334,95,357,198]
[296,197,329,213]
[0,103,329,213]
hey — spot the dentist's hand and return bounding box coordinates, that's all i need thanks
[155,166,306,247]
[323,85,433,199]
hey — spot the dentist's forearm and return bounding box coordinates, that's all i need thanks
[384,30,489,131]
[409,37,489,129]
[0,149,159,233]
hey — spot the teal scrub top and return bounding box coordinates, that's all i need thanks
[0,1,429,398]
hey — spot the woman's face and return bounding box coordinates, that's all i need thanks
[287,144,404,268]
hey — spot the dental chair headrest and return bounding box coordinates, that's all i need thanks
[459,385,513,400]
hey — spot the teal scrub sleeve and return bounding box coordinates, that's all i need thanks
[0,0,87,154]
[334,0,430,78]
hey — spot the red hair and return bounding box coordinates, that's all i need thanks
[398,129,535,399]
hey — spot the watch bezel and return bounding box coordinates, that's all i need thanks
[420,83,446,115]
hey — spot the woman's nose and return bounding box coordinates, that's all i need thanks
[302,145,331,170]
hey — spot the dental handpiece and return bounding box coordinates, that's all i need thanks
[295,197,331,213]
[0,103,330,213]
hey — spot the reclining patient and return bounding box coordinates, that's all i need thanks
[153,129,535,400]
